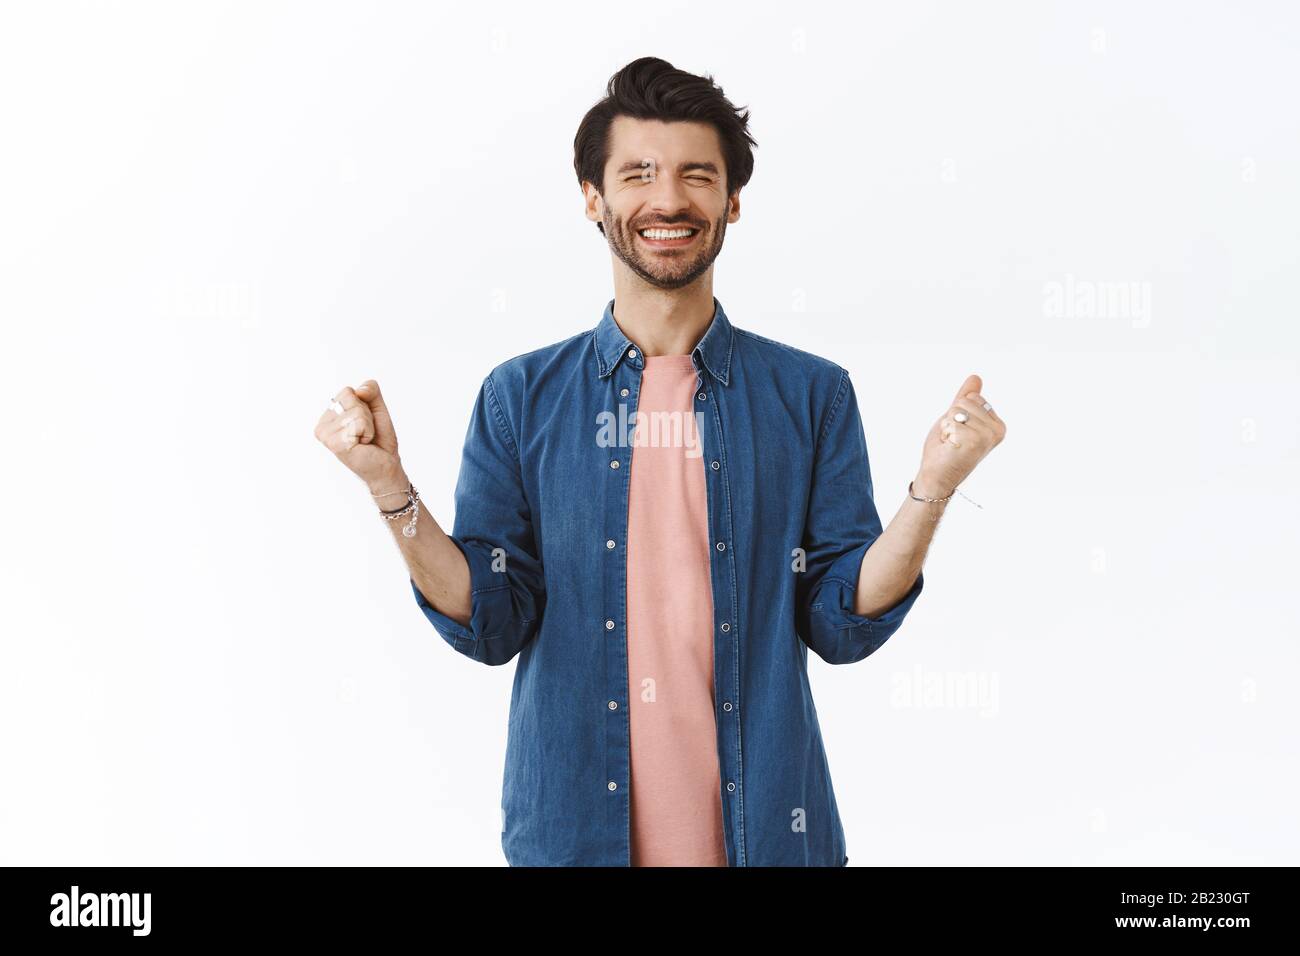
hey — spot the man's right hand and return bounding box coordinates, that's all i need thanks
[314,379,408,495]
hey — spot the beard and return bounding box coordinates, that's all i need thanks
[602,206,728,290]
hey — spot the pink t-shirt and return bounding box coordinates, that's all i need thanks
[625,354,728,866]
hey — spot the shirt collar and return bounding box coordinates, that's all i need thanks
[592,296,734,386]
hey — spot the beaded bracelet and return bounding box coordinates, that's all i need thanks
[908,479,982,510]
[908,479,953,503]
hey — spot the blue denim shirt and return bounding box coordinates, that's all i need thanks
[411,296,925,866]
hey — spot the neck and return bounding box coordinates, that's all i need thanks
[608,274,716,357]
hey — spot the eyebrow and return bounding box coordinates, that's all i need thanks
[616,160,720,176]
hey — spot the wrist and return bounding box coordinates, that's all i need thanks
[911,470,955,501]
[367,465,410,500]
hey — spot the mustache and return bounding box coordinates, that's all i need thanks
[630,220,705,230]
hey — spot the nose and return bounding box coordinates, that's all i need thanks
[645,175,693,219]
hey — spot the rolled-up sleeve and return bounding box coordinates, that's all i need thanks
[794,367,924,665]
[412,371,545,666]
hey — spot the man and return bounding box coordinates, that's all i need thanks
[314,56,1006,866]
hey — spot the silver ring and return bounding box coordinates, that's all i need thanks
[953,411,969,424]
[982,402,993,413]
[328,399,345,415]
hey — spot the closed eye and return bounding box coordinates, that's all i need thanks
[623,176,714,184]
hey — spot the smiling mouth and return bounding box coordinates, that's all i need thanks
[636,226,699,247]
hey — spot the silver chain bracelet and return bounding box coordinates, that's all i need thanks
[377,481,421,537]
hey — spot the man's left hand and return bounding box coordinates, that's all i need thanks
[914,373,1007,498]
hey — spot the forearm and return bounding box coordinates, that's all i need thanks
[852,470,950,618]
[369,465,473,627]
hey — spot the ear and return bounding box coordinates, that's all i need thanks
[583,181,603,225]
[727,188,741,223]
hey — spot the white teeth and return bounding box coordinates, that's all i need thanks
[639,228,695,240]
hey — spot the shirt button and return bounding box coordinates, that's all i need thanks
[721,622,730,632]
[619,387,629,397]
[723,701,733,712]
[716,541,726,551]
[711,460,720,470]
[726,781,736,792]
[610,459,620,469]
[697,392,707,401]
[608,700,618,710]
[605,619,615,630]
[627,348,637,359]
[606,539,616,549]
[608,781,618,791]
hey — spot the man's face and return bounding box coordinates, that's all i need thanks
[585,116,740,290]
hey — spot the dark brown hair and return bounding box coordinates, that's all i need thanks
[574,57,758,234]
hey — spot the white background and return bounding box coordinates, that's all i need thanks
[1,1,1296,865]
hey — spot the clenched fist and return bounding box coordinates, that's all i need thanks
[915,373,1007,498]
[314,379,406,492]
